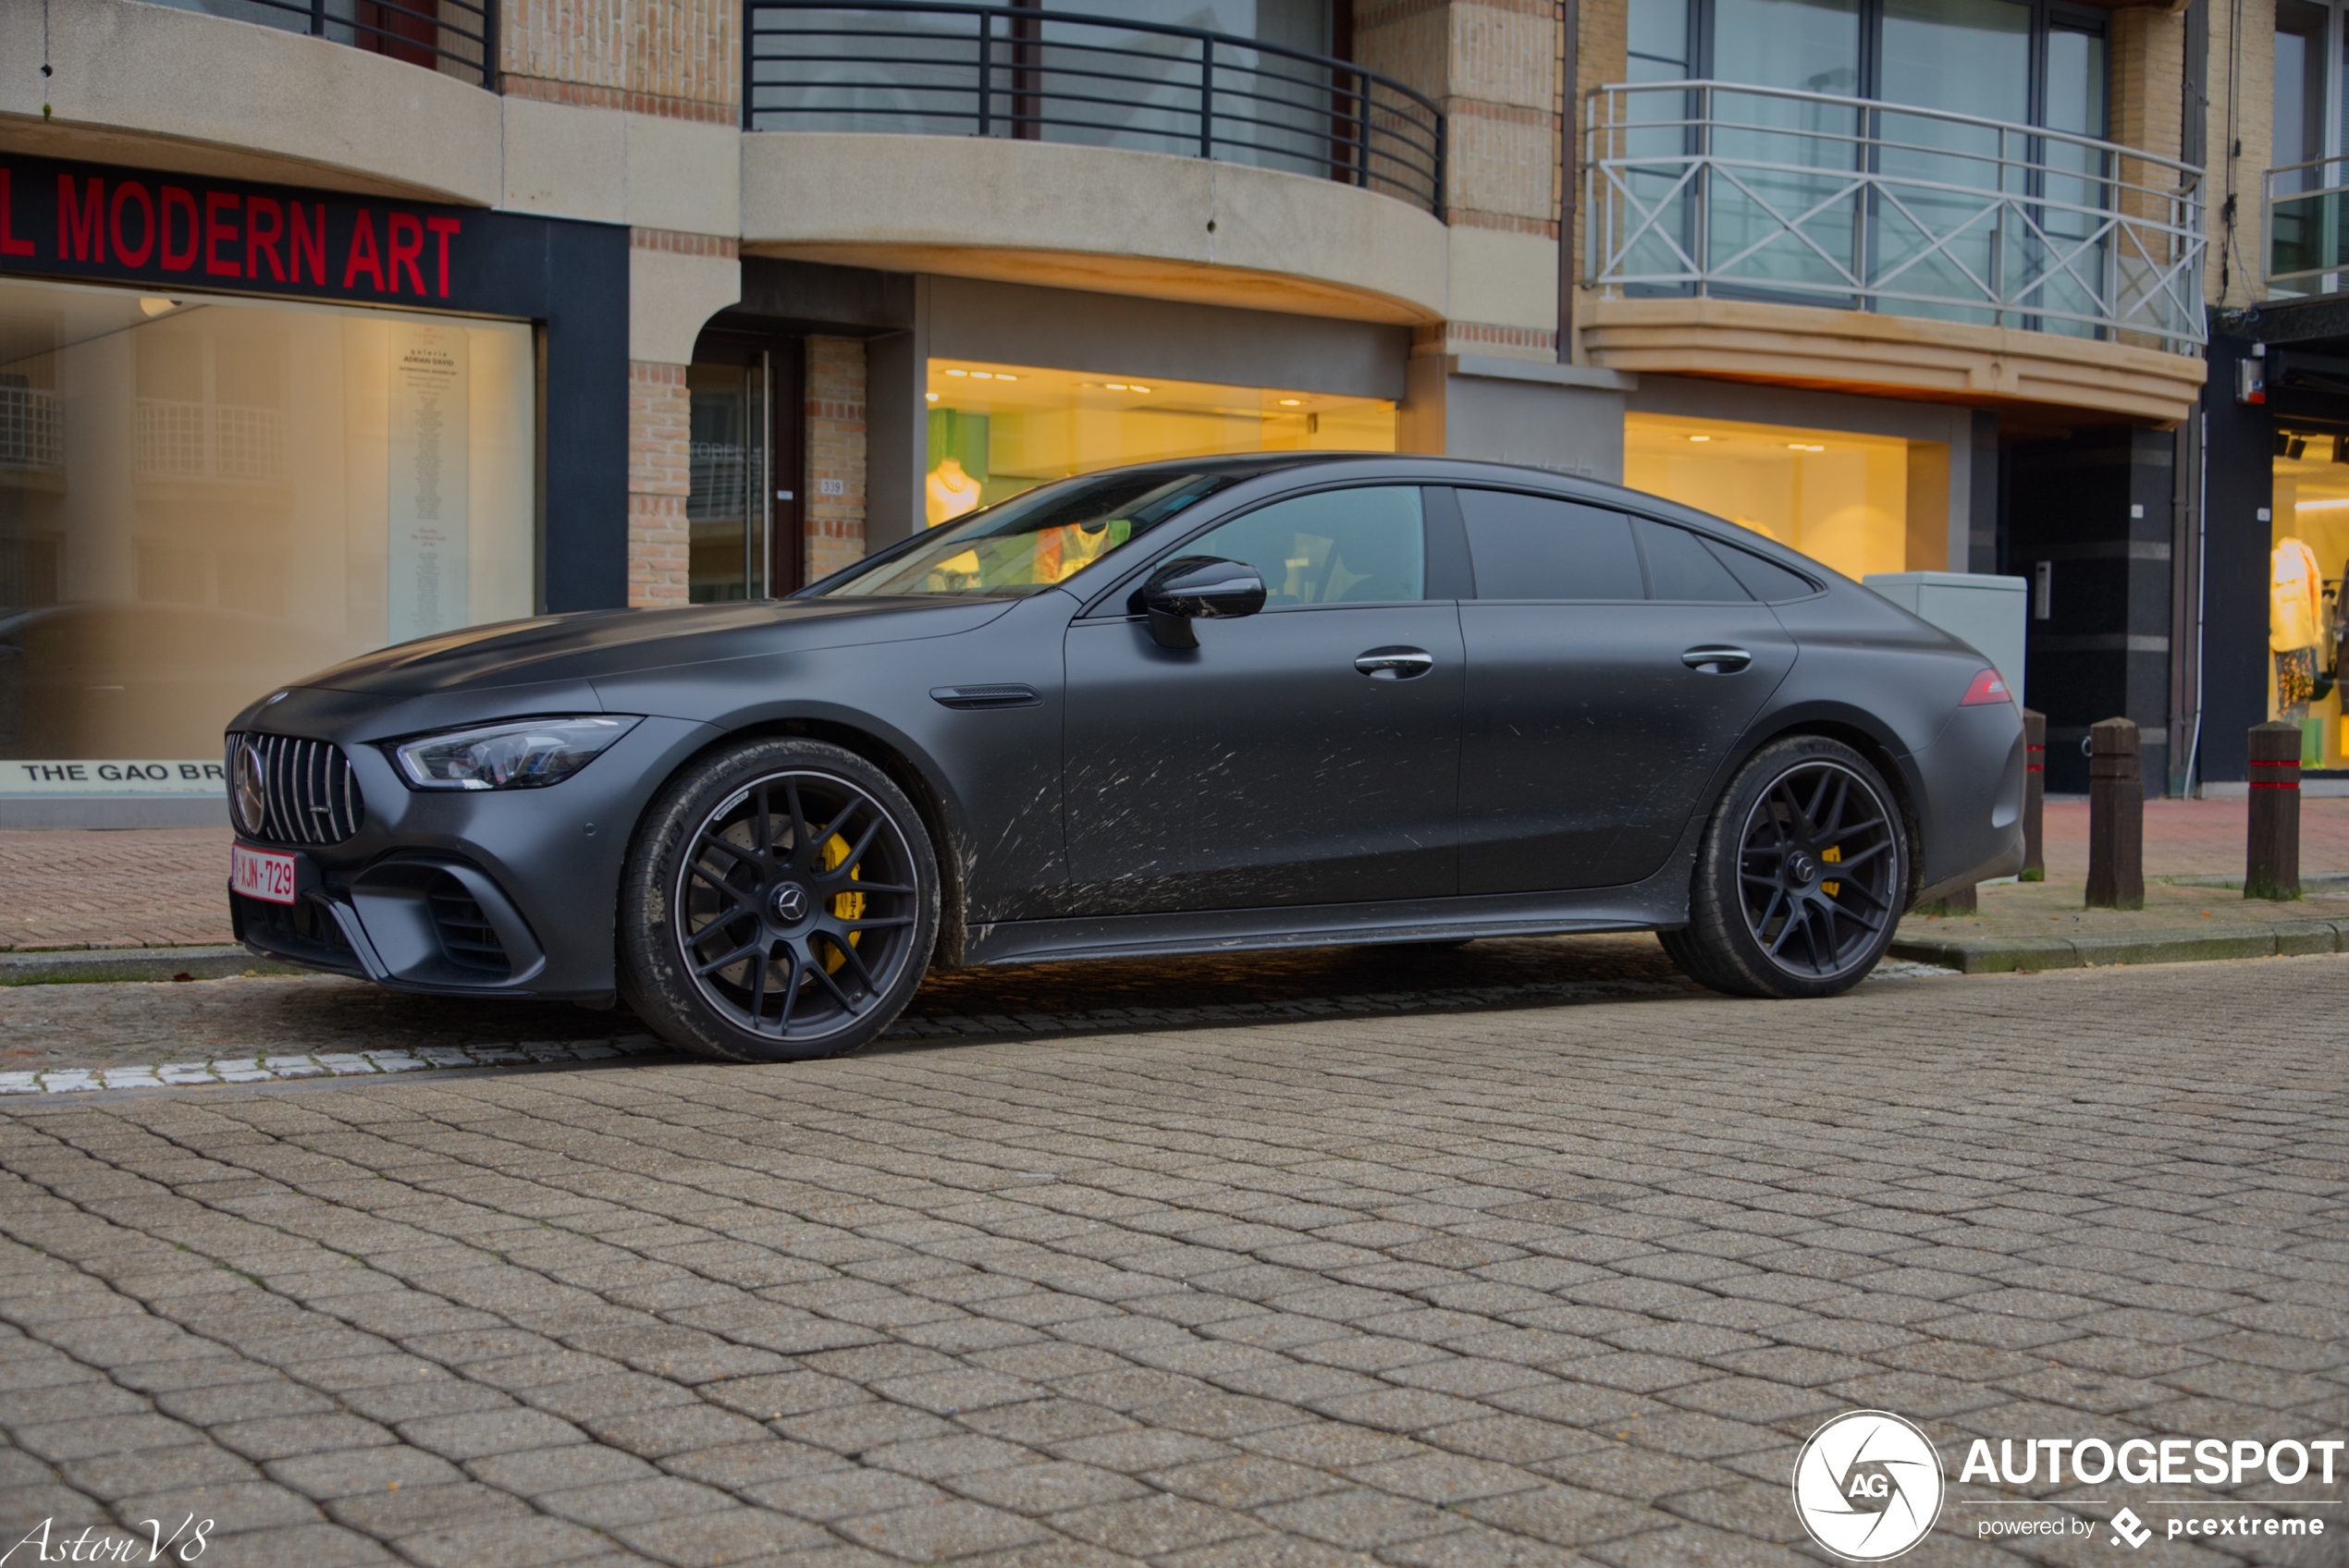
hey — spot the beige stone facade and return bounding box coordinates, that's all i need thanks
[6,0,2263,609]
[805,338,869,584]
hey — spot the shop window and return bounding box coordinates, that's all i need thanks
[1623,413,1942,582]
[0,278,535,771]
[924,359,1394,520]
[2269,428,2349,764]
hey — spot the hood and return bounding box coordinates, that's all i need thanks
[293,597,1018,700]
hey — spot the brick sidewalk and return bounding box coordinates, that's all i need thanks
[8,801,2349,953]
[0,828,234,951]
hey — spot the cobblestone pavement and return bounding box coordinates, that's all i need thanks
[12,802,2349,952]
[2,957,2344,1568]
[0,937,1709,1076]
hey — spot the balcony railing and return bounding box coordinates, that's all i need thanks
[145,0,496,90]
[1587,80,2206,353]
[2266,157,2349,298]
[0,387,61,472]
[744,0,1445,217]
[134,400,289,485]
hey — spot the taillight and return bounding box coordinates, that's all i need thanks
[1960,668,2013,706]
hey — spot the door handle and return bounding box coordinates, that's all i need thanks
[1681,645,1753,674]
[1355,646,1434,680]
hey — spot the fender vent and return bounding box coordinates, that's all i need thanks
[426,876,510,975]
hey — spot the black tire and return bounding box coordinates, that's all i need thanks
[620,738,940,1061]
[1667,735,1908,999]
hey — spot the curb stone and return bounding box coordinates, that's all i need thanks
[0,944,304,986]
[1888,919,2349,974]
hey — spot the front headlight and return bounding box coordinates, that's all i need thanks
[390,716,640,790]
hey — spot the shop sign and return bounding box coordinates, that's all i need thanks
[0,153,485,307]
[1,761,228,797]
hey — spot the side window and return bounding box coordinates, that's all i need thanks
[1459,490,1644,600]
[1181,487,1426,606]
[1703,538,1819,602]
[1635,517,1752,603]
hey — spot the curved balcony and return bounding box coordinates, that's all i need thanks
[743,0,1445,218]
[140,0,494,88]
[1586,80,2206,355]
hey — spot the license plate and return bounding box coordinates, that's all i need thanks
[230,844,298,905]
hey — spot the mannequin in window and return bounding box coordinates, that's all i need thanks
[926,457,982,526]
[2272,535,2323,715]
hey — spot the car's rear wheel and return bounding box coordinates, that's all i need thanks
[1665,736,1907,999]
[621,739,939,1061]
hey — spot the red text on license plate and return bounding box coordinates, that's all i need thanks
[231,845,298,905]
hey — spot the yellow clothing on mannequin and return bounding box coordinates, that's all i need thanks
[926,458,982,526]
[2273,535,2323,651]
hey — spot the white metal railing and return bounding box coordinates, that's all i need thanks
[1587,80,2207,352]
[2265,155,2349,298]
[133,399,288,484]
[0,386,61,470]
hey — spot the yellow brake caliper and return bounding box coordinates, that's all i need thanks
[819,831,865,973]
[1820,843,1841,898]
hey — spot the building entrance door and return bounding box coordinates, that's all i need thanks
[688,335,806,601]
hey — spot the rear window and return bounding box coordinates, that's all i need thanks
[1459,490,1644,600]
[1635,518,1751,602]
[1703,538,1818,602]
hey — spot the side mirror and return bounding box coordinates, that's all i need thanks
[1137,556,1267,649]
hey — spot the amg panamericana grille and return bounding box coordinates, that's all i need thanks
[228,732,365,846]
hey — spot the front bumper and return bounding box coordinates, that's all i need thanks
[230,709,719,999]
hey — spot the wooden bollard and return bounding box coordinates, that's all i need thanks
[2246,721,2303,901]
[2085,717,2143,911]
[2021,708,2046,882]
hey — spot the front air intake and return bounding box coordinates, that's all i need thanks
[426,874,510,975]
[228,732,365,846]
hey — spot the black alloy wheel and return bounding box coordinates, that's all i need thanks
[1664,735,1907,999]
[621,739,939,1060]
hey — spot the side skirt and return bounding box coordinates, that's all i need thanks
[964,874,1693,968]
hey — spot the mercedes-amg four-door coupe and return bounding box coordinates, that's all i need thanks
[225,455,2025,1060]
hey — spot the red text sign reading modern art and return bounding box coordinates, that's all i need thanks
[0,154,485,306]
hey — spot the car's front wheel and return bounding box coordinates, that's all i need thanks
[621,739,940,1061]
[1663,735,1908,999]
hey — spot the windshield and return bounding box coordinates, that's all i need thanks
[821,471,1236,597]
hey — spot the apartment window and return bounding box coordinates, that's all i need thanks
[922,360,1393,520]
[1630,0,2109,328]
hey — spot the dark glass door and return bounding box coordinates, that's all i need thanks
[687,335,805,602]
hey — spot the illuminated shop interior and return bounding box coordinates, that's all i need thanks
[2269,427,2349,764]
[1623,413,1947,584]
[923,359,1396,522]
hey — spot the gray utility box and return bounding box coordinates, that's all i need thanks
[1862,571,2029,708]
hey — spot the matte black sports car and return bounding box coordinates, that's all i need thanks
[225,456,2025,1060]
